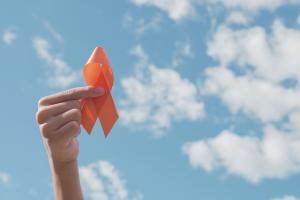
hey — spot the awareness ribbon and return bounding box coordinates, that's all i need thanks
[81,47,118,137]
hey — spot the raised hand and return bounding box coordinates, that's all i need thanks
[36,86,104,200]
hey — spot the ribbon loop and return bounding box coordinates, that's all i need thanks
[81,47,118,137]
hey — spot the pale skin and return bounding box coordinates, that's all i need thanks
[36,86,105,200]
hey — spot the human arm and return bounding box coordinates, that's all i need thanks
[36,86,104,200]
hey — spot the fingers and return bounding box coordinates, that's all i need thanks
[42,121,81,147]
[40,119,81,142]
[55,121,81,142]
[36,100,81,124]
[39,108,81,137]
[38,86,104,106]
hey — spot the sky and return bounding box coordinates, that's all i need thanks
[0,0,300,199]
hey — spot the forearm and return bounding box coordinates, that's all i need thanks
[50,159,83,200]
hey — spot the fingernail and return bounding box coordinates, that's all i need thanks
[93,87,105,95]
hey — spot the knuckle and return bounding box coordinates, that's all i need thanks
[36,108,47,124]
[70,108,81,120]
[40,123,52,138]
[38,97,48,106]
[68,121,80,132]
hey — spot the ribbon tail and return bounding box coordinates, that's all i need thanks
[97,92,119,137]
[81,99,98,134]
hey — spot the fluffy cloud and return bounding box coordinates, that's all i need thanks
[202,66,300,123]
[2,30,17,45]
[79,161,142,200]
[119,45,204,135]
[208,20,300,83]
[184,17,300,183]
[0,171,10,185]
[183,121,300,183]
[272,195,299,200]
[203,19,300,122]
[33,37,80,88]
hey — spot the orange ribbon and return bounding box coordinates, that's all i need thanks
[81,47,118,137]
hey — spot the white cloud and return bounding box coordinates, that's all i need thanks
[225,11,251,25]
[185,16,300,184]
[123,12,162,35]
[119,45,204,135]
[202,66,300,123]
[183,123,300,183]
[99,161,128,199]
[202,20,300,123]
[208,20,300,83]
[272,195,299,200]
[298,14,300,25]
[2,30,17,45]
[0,171,11,185]
[130,0,300,21]
[80,165,108,200]
[207,0,300,13]
[80,161,142,200]
[33,37,80,88]
[130,0,195,22]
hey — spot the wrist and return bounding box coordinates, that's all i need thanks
[49,157,78,174]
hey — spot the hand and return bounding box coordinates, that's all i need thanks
[36,86,104,165]
[36,86,104,200]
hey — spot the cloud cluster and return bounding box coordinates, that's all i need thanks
[33,37,80,88]
[203,19,300,122]
[119,45,204,135]
[131,0,300,184]
[79,161,142,200]
[183,120,300,183]
[184,19,300,182]
[208,20,300,83]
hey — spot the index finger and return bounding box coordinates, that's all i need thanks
[39,86,104,106]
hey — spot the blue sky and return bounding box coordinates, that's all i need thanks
[1,0,300,200]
